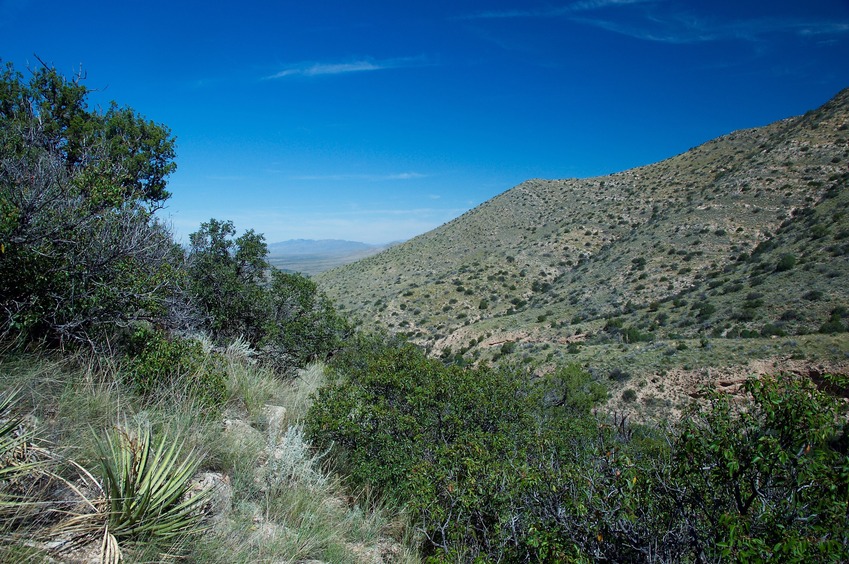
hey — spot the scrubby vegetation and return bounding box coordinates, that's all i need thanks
[2,62,848,562]
[306,335,849,561]
[0,61,385,561]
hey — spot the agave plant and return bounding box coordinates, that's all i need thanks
[94,424,209,542]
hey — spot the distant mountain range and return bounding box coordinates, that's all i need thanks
[316,87,849,417]
[267,239,395,275]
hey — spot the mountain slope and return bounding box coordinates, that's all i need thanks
[316,89,849,413]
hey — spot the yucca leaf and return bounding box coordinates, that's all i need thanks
[95,424,209,542]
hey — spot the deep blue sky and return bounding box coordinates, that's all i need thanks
[3,1,848,243]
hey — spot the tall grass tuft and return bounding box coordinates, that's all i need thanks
[281,362,328,423]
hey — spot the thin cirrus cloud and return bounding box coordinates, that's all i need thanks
[462,1,849,45]
[265,56,426,79]
[292,172,427,181]
[459,0,653,20]
[573,16,849,44]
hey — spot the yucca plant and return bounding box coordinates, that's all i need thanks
[0,388,56,563]
[0,389,45,520]
[0,389,25,476]
[94,424,209,542]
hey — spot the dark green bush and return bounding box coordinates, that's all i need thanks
[187,219,270,344]
[499,341,517,355]
[673,375,849,561]
[775,253,797,272]
[307,331,849,561]
[187,221,349,369]
[262,270,350,368]
[306,335,608,560]
[0,62,182,349]
[820,312,847,334]
[694,300,716,319]
[123,327,226,408]
[609,367,631,382]
[622,326,653,343]
[761,323,787,337]
[306,335,536,497]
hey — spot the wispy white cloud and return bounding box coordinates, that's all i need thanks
[797,23,849,37]
[292,172,427,181]
[265,56,426,79]
[459,0,653,20]
[570,0,653,10]
[574,16,849,44]
[460,2,849,45]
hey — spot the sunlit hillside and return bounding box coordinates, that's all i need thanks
[317,88,849,414]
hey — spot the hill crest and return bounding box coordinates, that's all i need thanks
[316,88,849,416]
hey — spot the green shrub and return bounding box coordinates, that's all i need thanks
[673,375,849,561]
[123,328,226,408]
[263,270,350,369]
[775,253,797,272]
[694,300,716,319]
[760,323,787,337]
[609,367,631,382]
[306,335,608,560]
[187,219,270,344]
[819,312,847,334]
[186,222,350,370]
[622,326,653,343]
[306,335,534,497]
[0,62,182,349]
[500,341,517,355]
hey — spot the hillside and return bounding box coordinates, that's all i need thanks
[317,88,849,415]
[267,239,393,275]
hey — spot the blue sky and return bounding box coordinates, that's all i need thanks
[3,1,848,244]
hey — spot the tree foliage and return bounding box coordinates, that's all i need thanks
[186,219,349,369]
[673,374,849,561]
[263,270,349,366]
[1,60,347,380]
[0,61,181,348]
[187,218,269,344]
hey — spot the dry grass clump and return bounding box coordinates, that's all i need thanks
[0,349,419,563]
